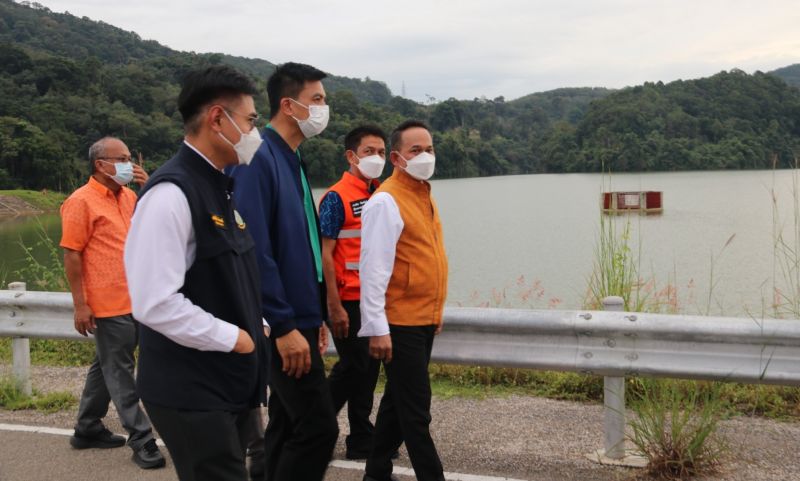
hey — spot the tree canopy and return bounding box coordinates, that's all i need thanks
[0,0,798,191]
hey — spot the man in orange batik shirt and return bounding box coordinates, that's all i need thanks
[60,136,165,470]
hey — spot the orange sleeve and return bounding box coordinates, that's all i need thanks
[60,196,92,252]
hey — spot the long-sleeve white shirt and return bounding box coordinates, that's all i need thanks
[357,192,404,337]
[124,140,267,352]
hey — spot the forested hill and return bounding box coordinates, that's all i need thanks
[1,0,799,192]
[771,64,800,89]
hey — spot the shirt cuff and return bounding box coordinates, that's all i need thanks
[357,316,390,337]
[212,320,241,352]
[262,318,271,337]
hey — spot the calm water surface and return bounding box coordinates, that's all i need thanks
[1,170,795,315]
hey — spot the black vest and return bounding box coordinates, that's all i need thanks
[136,144,268,411]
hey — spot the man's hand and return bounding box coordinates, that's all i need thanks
[275,329,312,379]
[232,328,255,354]
[369,334,392,363]
[132,163,149,187]
[435,322,443,335]
[328,302,349,338]
[73,304,95,336]
[318,323,330,355]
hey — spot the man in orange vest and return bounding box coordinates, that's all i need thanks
[358,120,448,481]
[319,125,387,460]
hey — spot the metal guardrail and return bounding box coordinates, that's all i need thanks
[434,305,800,386]
[3,285,800,464]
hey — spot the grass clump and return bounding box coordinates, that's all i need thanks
[0,376,76,413]
[628,379,726,480]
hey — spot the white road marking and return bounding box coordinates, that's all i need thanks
[1,423,530,481]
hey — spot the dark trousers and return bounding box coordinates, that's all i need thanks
[144,402,250,481]
[74,314,153,449]
[244,407,266,479]
[365,325,444,481]
[328,300,380,455]
[263,327,339,481]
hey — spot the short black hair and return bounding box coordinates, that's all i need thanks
[267,62,327,119]
[344,125,387,153]
[178,65,257,133]
[390,120,431,152]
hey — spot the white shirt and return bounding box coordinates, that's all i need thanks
[358,192,404,337]
[124,140,268,352]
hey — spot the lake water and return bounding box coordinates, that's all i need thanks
[1,170,796,315]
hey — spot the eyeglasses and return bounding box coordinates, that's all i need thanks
[225,109,261,130]
[98,156,133,163]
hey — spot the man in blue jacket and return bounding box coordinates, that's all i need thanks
[229,62,338,481]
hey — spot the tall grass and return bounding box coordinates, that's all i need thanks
[14,218,67,292]
[771,158,800,318]
[628,379,725,480]
[585,214,644,311]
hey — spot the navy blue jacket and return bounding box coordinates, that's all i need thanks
[229,128,325,338]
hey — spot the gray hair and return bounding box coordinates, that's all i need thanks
[87,137,120,173]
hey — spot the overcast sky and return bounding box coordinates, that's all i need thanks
[35,0,800,102]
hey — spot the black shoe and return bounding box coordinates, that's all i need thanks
[69,428,126,449]
[132,439,166,469]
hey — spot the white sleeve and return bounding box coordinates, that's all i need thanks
[124,182,240,352]
[358,192,404,337]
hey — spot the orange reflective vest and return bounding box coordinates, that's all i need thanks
[322,172,379,301]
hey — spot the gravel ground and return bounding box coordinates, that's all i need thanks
[1,364,799,481]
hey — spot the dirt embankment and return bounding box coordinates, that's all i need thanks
[0,195,43,216]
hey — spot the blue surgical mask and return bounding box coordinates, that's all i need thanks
[101,160,134,185]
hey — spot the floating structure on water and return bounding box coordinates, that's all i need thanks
[601,191,663,215]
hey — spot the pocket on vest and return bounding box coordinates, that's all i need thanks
[389,259,410,294]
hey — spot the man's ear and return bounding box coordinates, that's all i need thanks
[389,151,403,168]
[279,98,295,117]
[346,150,358,166]
[207,105,225,133]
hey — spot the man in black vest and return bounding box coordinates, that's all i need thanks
[124,65,270,481]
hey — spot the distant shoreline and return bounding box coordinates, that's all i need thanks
[0,190,66,217]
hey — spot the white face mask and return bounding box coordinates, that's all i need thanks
[354,154,385,179]
[290,99,330,138]
[219,110,262,165]
[399,152,436,180]
[100,160,134,185]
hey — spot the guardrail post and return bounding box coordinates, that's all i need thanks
[8,282,32,396]
[602,296,625,460]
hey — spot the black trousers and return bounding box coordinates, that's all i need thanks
[143,401,250,481]
[328,300,380,455]
[263,327,339,481]
[365,325,444,481]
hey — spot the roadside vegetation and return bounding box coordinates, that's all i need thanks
[0,376,75,413]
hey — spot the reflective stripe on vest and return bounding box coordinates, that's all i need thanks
[338,229,361,239]
[320,172,379,301]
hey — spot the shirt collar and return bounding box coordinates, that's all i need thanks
[183,139,223,172]
[88,175,119,198]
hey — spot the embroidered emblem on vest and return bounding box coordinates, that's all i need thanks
[234,210,246,230]
[211,214,226,228]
